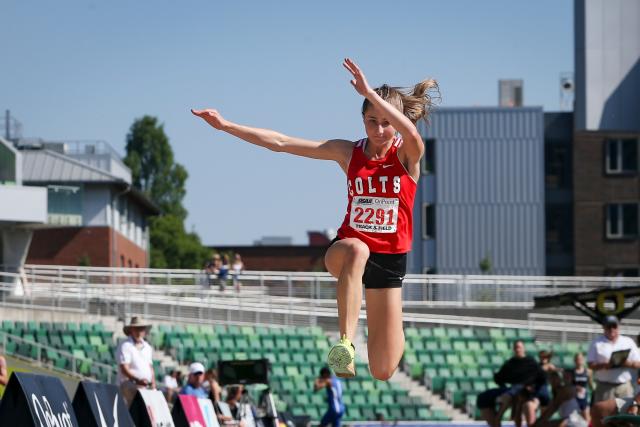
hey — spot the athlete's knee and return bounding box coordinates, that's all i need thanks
[369,360,397,381]
[342,239,370,264]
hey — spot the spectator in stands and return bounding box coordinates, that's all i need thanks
[232,253,244,292]
[539,350,557,373]
[0,354,8,386]
[203,368,232,425]
[204,254,221,289]
[477,340,546,427]
[181,362,208,398]
[204,368,222,403]
[570,352,593,422]
[591,390,640,427]
[537,350,556,412]
[116,316,156,406]
[162,369,181,403]
[314,366,345,427]
[587,315,640,404]
[219,255,230,291]
[225,385,247,427]
[532,370,587,427]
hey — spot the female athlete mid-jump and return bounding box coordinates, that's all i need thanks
[192,58,437,380]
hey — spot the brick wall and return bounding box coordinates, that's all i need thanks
[27,226,148,268]
[573,131,640,275]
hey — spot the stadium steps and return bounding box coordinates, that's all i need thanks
[355,329,464,422]
[390,369,471,421]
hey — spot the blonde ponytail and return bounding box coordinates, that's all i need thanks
[362,78,440,124]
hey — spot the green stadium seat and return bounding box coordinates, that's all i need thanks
[1,320,14,331]
[452,340,467,351]
[475,329,490,340]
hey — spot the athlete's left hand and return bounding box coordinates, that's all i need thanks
[343,58,373,97]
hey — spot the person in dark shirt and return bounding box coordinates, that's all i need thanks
[477,340,546,427]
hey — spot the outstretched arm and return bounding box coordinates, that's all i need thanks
[342,58,424,163]
[191,109,352,172]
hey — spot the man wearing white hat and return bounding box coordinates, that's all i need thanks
[588,315,640,403]
[116,316,156,406]
[181,362,208,399]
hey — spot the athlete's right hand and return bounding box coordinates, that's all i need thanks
[191,108,228,130]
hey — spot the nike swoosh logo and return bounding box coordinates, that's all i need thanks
[382,164,393,169]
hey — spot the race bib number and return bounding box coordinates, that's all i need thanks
[349,196,399,233]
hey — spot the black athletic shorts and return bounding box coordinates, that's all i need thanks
[328,237,407,289]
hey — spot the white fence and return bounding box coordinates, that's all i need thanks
[0,266,636,342]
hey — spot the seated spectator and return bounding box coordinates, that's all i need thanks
[532,370,587,427]
[477,340,546,427]
[180,362,207,398]
[591,391,640,427]
[537,350,556,411]
[217,385,247,427]
[204,368,222,403]
[539,350,557,373]
[162,369,181,403]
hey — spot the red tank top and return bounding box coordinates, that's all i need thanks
[336,137,417,254]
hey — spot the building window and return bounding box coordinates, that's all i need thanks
[422,203,435,239]
[0,144,16,184]
[606,204,638,239]
[605,139,638,174]
[421,138,435,175]
[47,185,82,226]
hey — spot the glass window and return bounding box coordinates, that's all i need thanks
[0,144,16,184]
[606,139,638,174]
[606,204,638,239]
[47,185,82,226]
[421,138,435,175]
[422,203,435,239]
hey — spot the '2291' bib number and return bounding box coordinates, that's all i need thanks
[349,196,399,233]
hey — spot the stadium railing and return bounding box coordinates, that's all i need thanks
[20,264,640,306]
[2,267,640,343]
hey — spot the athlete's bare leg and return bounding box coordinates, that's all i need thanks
[325,238,370,341]
[364,287,404,381]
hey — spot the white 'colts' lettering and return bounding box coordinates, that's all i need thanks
[355,177,364,194]
[367,177,376,193]
[393,176,401,194]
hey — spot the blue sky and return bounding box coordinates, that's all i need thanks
[1,1,573,245]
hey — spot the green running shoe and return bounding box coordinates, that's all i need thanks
[327,335,356,378]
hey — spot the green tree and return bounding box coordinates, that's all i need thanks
[479,253,492,274]
[124,116,209,268]
[124,116,187,219]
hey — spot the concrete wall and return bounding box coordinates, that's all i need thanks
[0,186,47,223]
[575,0,640,131]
